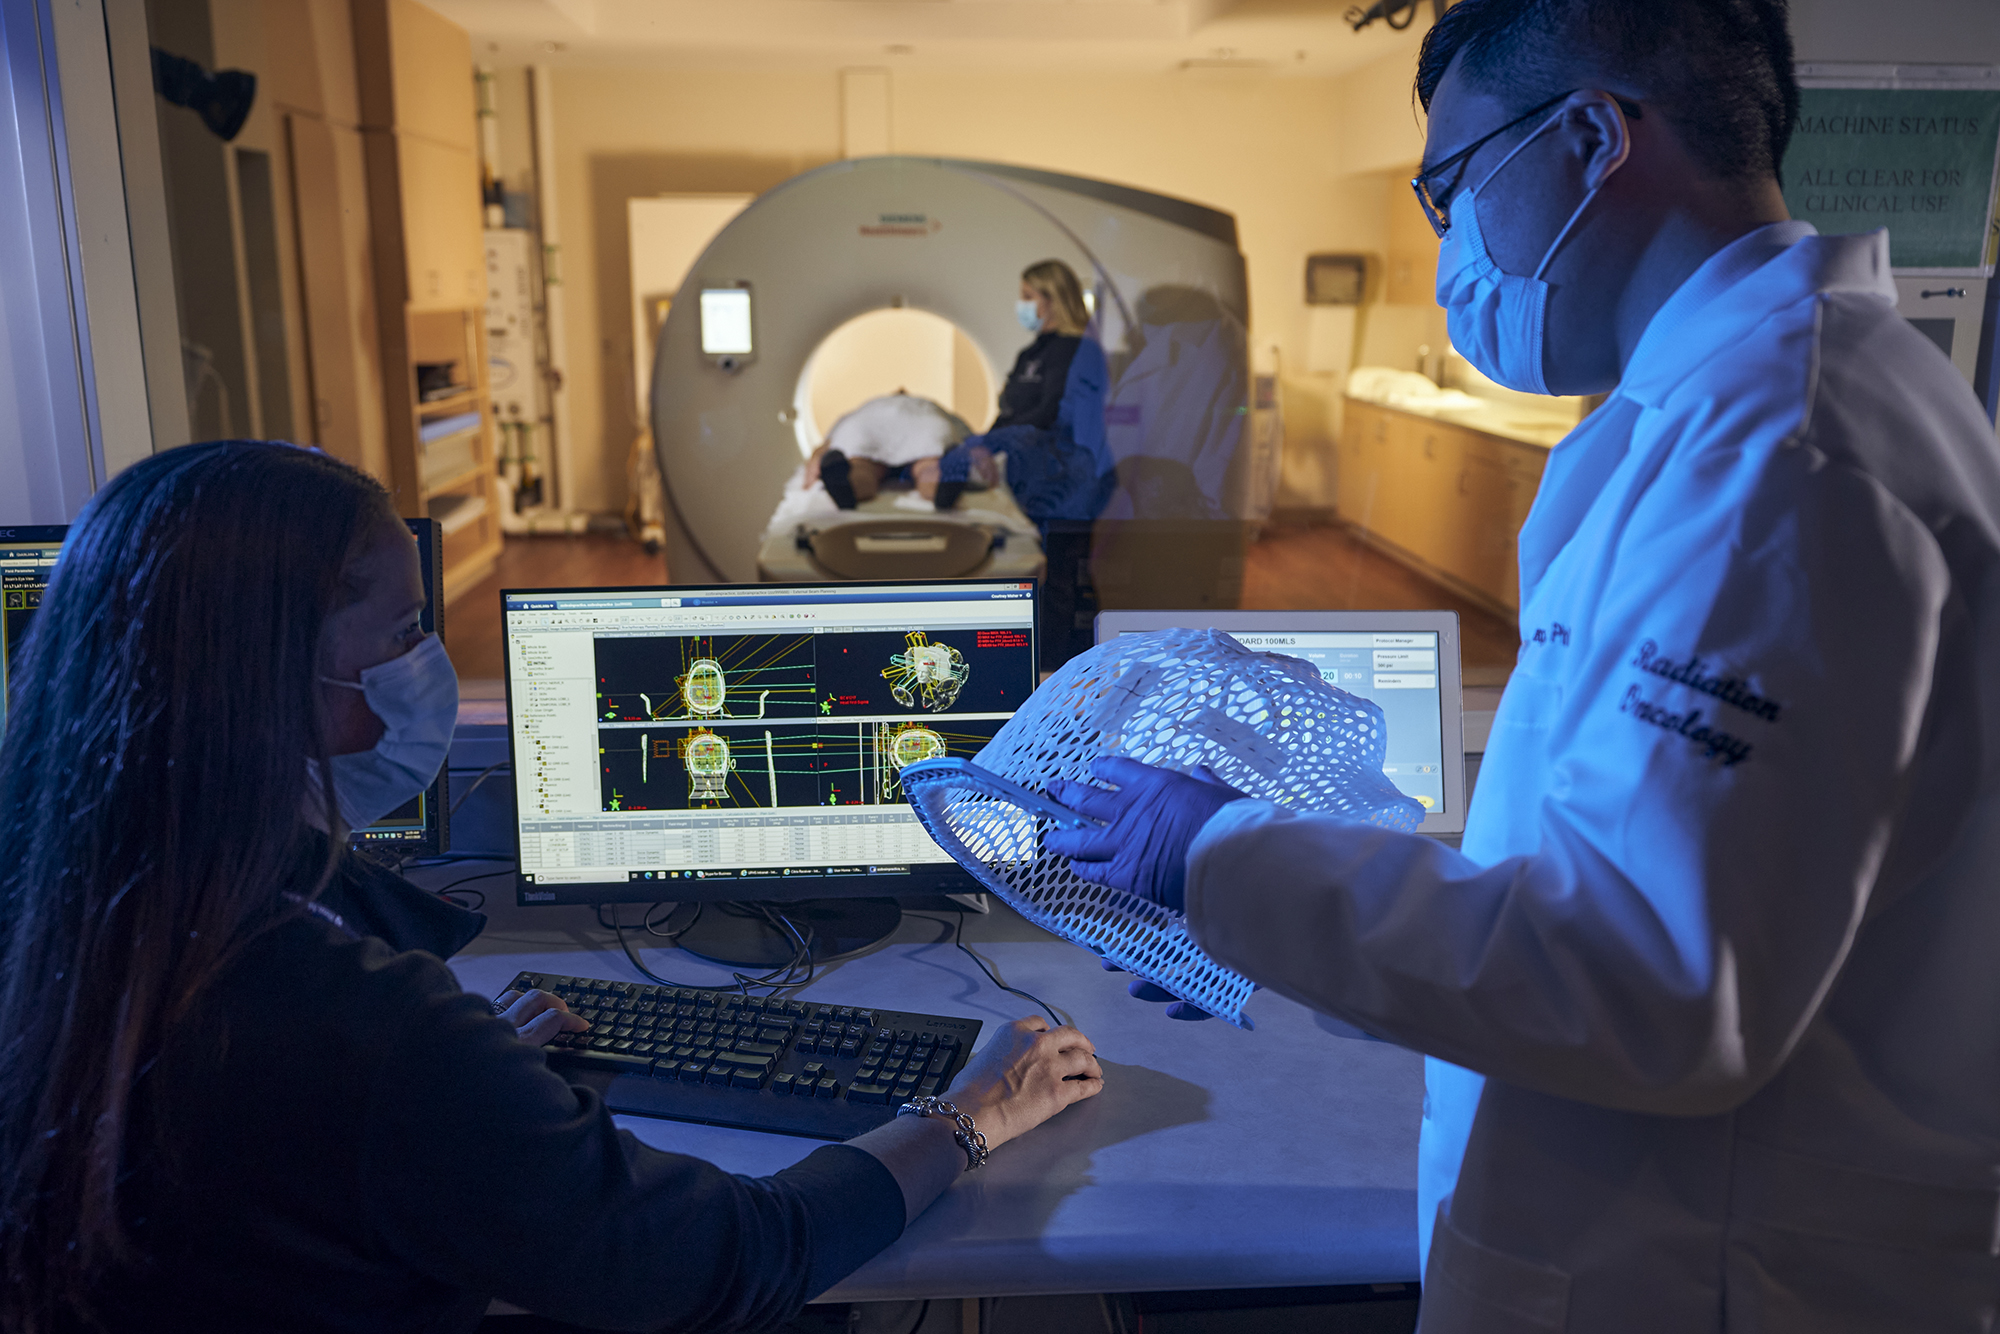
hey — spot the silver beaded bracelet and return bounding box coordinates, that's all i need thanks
[897,1096,990,1171]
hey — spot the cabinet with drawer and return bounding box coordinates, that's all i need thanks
[1339,398,1549,614]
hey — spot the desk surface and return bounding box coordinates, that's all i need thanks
[440,890,1424,1301]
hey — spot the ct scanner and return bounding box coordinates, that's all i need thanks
[650,155,1258,607]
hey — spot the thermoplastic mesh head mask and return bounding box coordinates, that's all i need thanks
[902,628,1423,1027]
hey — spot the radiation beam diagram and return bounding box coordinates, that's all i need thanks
[681,729,733,800]
[874,722,951,800]
[881,631,970,711]
[636,656,771,720]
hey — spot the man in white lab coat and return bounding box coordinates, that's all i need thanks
[1046,0,2000,1328]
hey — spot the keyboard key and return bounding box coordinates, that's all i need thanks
[610,1039,635,1052]
[918,1077,943,1097]
[927,1050,951,1076]
[711,1051,774,1079]
[567,1050,654,1076]
[838,1039,861,1058]
[677,1061,707,1083]
[846,1082,892,1105]
[772,1073,795,1096]
[730,1066,768,1089]
[733,1042,782,1060]
[815,1077,839,1099]
[801,1062,825,1080]
[705,1064,734,1086]
[857,1066,880,1083]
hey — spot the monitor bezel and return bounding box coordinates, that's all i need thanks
[500,575,1041,907]
[1092,608,1468,837]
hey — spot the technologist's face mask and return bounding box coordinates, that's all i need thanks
[1434,107,1615,395]
[313,633,458,832]
[1015,298,1043,333]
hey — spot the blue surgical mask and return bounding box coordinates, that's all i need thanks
[1434,109,1610,395]
[312,633,459,831]
[1015,299,1043,333]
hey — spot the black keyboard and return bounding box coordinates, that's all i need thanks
[501,972,983,1140]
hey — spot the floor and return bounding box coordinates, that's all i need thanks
[444,532,670,685]
[441,523,1519,684]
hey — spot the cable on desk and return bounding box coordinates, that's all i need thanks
[601,901,810,995]
[449,761,511,815]
[600,899,889,998]
[426,864,517,911]
[912,908,1067,1028]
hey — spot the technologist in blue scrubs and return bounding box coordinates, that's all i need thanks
[1048,1,2000,1330]
[937,258,1114,667]
[0,441,1104,1333]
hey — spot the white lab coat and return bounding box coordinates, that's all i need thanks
[1186,223,2000,1331]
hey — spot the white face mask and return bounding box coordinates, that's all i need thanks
[1434,108,1610,395]
[1015,298,1043,333]
[314,633,459,832]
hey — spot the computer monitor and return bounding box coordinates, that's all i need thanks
[348,518,449,858]
[0,525,67,737]
[501,577,1039,926]
[1094,609,1467,838]
[1,519,449,852]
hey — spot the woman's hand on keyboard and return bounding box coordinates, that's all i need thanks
[494,987,590,1047]
[945,1016,1103,1150]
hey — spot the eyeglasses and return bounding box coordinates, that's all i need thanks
[1411,91,1642,238]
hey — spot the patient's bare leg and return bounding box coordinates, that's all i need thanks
[848,458,886,501]
[816,450,887,509]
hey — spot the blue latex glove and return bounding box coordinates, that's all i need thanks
[1045,757,1248,913]
[1085,945,1215,1021]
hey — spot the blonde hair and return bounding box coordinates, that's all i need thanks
[1021,259,1091,336]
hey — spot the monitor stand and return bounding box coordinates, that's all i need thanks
[672,898,902,968]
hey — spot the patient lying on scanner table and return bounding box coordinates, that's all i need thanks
[805,390,971,508]
[763,390,1040,547]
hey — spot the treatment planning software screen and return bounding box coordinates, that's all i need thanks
[504,583,1037,887]
[1228,631,1449,815]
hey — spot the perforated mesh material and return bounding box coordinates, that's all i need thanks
[903,628,1424,1027]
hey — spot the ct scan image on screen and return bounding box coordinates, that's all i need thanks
[503,580,1037,899]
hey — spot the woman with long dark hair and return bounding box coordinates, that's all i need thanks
[0,441,1101,1333]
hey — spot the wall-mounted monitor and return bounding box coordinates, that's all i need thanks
[699,285,755,364]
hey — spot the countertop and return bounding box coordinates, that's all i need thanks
[1349,393,1579,451]
[436,889,1426,1300]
